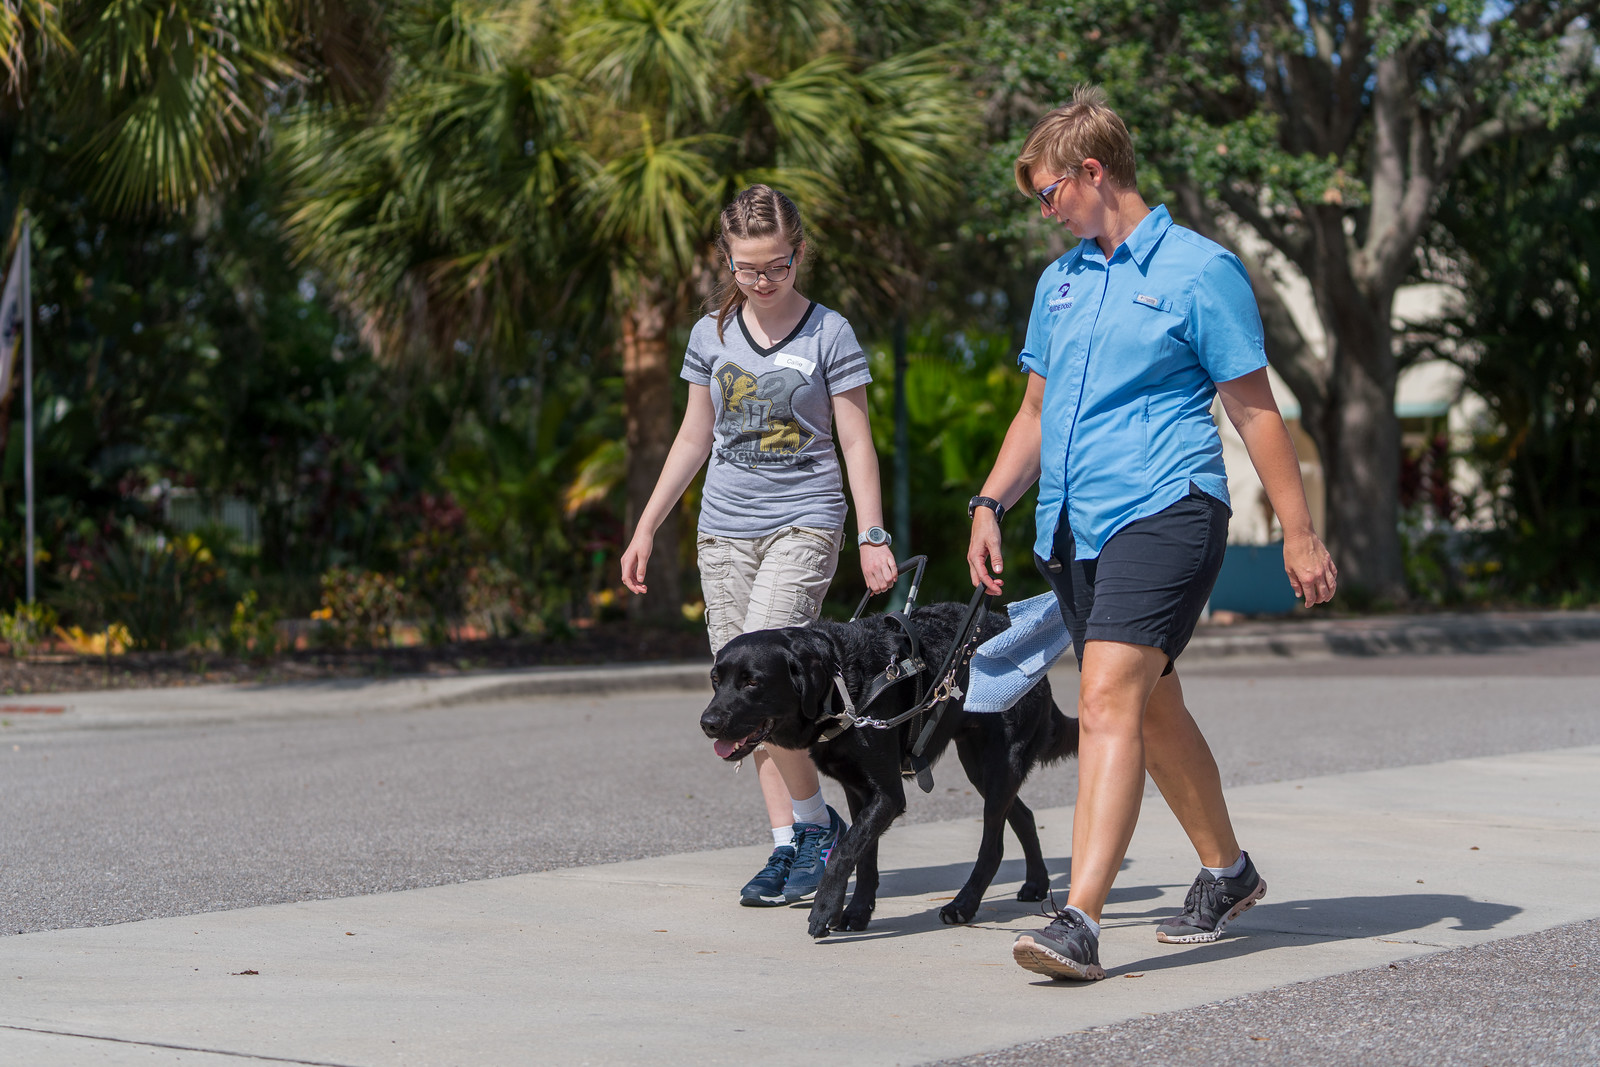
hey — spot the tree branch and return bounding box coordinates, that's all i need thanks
[1216,185,1312,274]
[1174,176,1327,413]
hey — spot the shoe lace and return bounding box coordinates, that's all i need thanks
[756,849,793,879]
[1181,872,1224,921]
[791,824,824,869]
[1038,890,1084,931]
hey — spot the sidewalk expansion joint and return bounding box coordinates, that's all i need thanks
[0,1024,361,1067]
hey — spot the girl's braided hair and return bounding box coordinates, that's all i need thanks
[711,184,807,342]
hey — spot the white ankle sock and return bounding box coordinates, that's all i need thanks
[1205,851,1247,879]
[771,825,795,849]
[791,790,828,828]
[1064,905,1101,938]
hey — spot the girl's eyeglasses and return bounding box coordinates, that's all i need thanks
[730,253,795,286]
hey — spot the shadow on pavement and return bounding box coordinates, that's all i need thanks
[803,858,1168,944]
[810,888,1522,951]
[1081,892,1526,979]
[1110,892,1522,937]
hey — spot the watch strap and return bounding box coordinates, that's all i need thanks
[968,495,1006,523]
[856,526,892,547]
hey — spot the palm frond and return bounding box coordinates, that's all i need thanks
[0,0,73,95]
[67,0,305,214]
[584,126,724,274]
[850,47,976,225]
[568,0,717,130]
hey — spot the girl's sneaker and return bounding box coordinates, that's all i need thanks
[782,806,845,903]
[739,845,796,907]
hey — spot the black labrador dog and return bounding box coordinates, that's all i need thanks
[700,602,1079,938]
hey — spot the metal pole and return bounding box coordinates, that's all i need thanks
[891,313,910,610]
[21,218,33,604]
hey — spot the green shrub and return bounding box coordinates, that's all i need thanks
[221,591,283,660]
[316,568,409,648]
[1,601,60,658]
[62,536,226,650]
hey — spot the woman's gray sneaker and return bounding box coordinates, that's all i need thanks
[1012,909,1106,981]
[740,845,796,907]
[1156,851,1267,943]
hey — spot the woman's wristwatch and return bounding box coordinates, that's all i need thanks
[968,496,1006,523]
[857,526,893,547]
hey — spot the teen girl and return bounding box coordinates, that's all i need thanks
[620,184,899,906]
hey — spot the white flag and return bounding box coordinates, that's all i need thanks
[0,236,24,401]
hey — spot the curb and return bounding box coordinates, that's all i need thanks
[424,662,712,707]
[426,610,1600,703]
[1183,610,1600,663]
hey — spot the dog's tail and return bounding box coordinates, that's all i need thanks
[1043,699,1081,763]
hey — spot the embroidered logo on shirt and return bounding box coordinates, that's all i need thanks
[1134,293,1162,308]
[1047,281,1073,313]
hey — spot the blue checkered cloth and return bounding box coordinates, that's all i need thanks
[965,592,1073,713]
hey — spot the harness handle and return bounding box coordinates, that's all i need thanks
[849,554,928,623]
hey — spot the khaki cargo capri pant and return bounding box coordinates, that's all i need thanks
[697,526,843,655]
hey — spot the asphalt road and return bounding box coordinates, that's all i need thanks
[2,641,1598,1064]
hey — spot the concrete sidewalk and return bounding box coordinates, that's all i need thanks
[3,743,1596,1066]
[7,607,1600,731]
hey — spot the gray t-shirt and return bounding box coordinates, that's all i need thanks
[681,301,871,538]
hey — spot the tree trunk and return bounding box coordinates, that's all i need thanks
[620,278,681,622]
[1182,186,1410,603]
[1301,273,1407,604]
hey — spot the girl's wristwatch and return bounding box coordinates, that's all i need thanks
[857,526,893,547]
[968,496,1006,523]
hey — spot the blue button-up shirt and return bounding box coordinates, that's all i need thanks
[1021,205,1267,561]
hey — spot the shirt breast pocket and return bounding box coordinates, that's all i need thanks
[1130,292,1186,361]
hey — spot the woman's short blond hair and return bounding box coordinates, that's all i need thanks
[1014,85,1138,196]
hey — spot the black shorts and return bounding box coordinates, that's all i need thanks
[1034,484,1229,675]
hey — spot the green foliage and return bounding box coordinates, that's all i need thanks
[1,0,356,219]
[0,599,58,658]
[222,590,282,660]
[1421,119,1600,601]
[63,536,226,650]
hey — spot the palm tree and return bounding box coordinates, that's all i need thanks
[2,0,383,223]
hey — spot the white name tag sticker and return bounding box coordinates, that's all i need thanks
[774,353,816,375]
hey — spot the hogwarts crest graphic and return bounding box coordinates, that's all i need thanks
[712,362,817,469]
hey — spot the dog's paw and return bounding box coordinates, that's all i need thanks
[1017,881,1049,903]
[838,907,872,932]
[808,897,845,939]
[939,900,978,925]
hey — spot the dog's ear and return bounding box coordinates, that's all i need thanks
[786,636,835,720]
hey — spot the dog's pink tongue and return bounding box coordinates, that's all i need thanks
[713,738,741,760]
